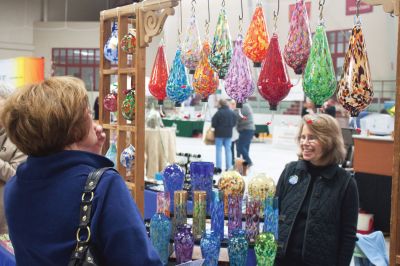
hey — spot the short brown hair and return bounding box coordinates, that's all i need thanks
[297,114,346,165]
[1,76,90,156]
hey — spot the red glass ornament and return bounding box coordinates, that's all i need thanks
[257,34,293,110]
[103,93,118,112]
[149,43,169,104]
[243,4,270,67]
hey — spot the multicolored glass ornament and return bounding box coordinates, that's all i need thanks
[149,41,169,105]
[225,34,255,108]
[258,33,293,110]
[337,20,373,117]
[120,28,136,54]
[209,8,233,79]
[103,93,117,112]
[283,0,312,75]
[122,90,135,121]
[243,3,270,67]
[193,40,219,101]
[120,144,135,169]
[255,232,277,266]
[166,47,193,106]
[104,21,118,63]
[181,15,202,74]
[303,24,336,107]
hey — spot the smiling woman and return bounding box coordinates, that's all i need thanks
[274,113,359,266]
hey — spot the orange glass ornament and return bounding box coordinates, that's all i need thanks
[193,40,219,101]
[243,4,270,67]
[149,42,169,104]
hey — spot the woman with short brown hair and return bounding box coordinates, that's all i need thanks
[275,114,359,266]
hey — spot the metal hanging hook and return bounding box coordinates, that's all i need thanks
[239,0,244,33]
[319,0,326,21]
[191,0,196,15]
[205,0,210,37]
[356,0,361,17]
[273,0,280,32]
[222,0,225,7]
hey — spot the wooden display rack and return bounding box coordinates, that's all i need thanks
[99,0,178,215]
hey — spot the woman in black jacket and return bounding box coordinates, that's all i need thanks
[275,114,359,266]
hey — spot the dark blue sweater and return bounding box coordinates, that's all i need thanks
[4,150,162,266]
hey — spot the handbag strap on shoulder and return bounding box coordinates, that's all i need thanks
[69,167,115,263]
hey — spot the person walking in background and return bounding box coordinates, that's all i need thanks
[275,114,359,266]
[0,82,27,234]
[236,102,255,169]
[212,99,237,173]
[1,77,162,265]
[227,99,239,166]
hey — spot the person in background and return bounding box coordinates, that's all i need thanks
[275,114,359,266]
[93,96,99,120]
[323,98,337,117]
[1,77,162,265]
[211,99,237,172]
[236,102,255,169]
[0,82,27,234]
[227,99,239,166]
[301,100,315,117]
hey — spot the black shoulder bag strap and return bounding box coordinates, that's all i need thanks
[68,167,115,266]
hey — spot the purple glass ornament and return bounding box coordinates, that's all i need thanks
[225,34,255,105]
[284,0,312,75]
[174,224,194,264]
[181,15,202,74]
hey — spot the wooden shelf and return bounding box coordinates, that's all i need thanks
[103,123,136,132]
[119,67,136,75]
[102,68,118,75]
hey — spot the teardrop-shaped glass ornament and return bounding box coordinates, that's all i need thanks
[193,40,219,101]
[122,90,135,121]
[258,33,293,111]
[181,15,202,74]
[303,24,336,107]
[104,21,118,63]
[120,144,135,169]
[243,4,270,67]
[103,93,118,112]
[166,47,193,106]
[209,8,233,79]
[149,41,169,105]
[283,0,312,75]
[337,22,373,117]
[225,34,255,107]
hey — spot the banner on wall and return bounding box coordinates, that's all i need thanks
[346,0,373,15]
[0,57,44,88]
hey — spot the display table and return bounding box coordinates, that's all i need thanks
[162,119,204,137]
[145,127,176,179]
[353,135,394,233]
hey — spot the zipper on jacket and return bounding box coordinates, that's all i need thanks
[301,175,322,259]
[284,172,312,256]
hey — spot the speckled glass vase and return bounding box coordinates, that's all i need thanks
[263,196,279,240]
[228,194,243,238]
[211,189,225,240]
[193,191,207,240]
[228,229,248,266]
[173,190,187,236]
[174,224,194,264]
[245,195,261,243]
[150,213,171,265]
[200,230,221,266]
[190,161,214,213]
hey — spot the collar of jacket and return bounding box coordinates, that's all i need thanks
[295,160,338,180]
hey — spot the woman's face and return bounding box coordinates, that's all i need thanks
[300,125,323,166]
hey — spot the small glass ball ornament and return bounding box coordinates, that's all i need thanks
[120,29,136,54]
[103,93,117,112]
[122,90,135,121]
[120,144,135,169]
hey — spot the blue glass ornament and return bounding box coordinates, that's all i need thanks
[211,189,224,240]
[200,230,221,266]
[104,21,118,63]
[228,229,248,266]
[166,48,193,106]
[150,213,171,265]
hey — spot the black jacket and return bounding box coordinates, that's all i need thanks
[275,160,359,266]
[211,106,237,138]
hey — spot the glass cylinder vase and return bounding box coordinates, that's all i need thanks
[255,232,277,266]
[156,191,170,217]
[193,191,207,240]
[150,213,171,265]
[190,161,214,213]
[228,229,248,266]
[228,194,243,238]
[263,196,279,240]
[174,224,194,264]
[200,230,221,266]
[245,195,261,243]
[173,190,187,236]
[211,189,225,240]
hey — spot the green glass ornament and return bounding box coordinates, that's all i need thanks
[122,90,135,121]
[303,24,336,107]
[209,8,233,79]
[254,232,277,266]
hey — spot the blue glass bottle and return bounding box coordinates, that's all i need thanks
[228,229,248,266]
[211,189,224,240]
[150,213,171,265]
[200,230,220,266]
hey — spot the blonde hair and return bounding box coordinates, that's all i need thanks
[297,114,346,165]
[0,76,90,156]
[0,82,14,99]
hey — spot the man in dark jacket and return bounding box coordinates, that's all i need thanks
[211,99,237,172]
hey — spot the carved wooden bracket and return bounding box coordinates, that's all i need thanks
[136,0,179,47]
[362,0,400,16]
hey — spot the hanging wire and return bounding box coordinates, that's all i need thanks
[191,0,196,15]
[178,0,183,36]
[239,0,244,33]
[205,0,210,36]
[222,0,225,8]
[356,0,361,17]
[273,0,280,32]
[319,0,326,21]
